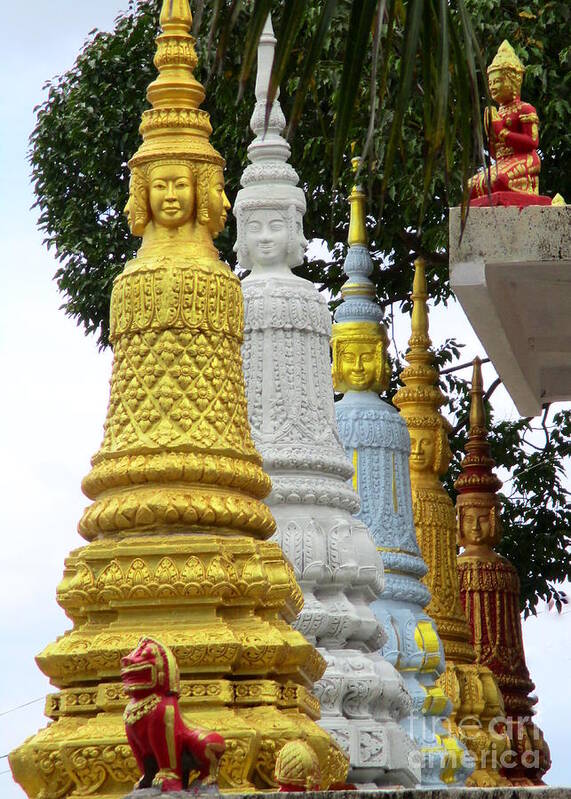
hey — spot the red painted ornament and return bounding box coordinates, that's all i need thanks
[121,637,225,793]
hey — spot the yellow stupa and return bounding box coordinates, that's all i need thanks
[393,259,510,787]
[9,3,347,796]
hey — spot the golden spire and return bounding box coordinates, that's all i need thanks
[347,157,367,247]
[394,264,511,786]
[130,0,217,169]
[393,258,451,459]
[469,356,486,430]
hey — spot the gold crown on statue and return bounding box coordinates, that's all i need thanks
[487,40,524,76]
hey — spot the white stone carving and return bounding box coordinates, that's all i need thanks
[235,15,420,787]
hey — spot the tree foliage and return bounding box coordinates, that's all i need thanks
[30,0,570,613]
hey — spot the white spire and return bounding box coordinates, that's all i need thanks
[234,13,306,269]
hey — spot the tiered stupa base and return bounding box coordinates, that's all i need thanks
[315,648,419,787]
[438,662,510,788]
[458,557,551,785]
[374,597,473,785]
[10,536,348,798]
[410,489,511,787]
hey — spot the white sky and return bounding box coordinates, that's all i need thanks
[0,2,569,796]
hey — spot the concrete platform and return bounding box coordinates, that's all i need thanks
[449,204,571,417]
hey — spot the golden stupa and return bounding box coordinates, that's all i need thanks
[9,3,347,796]
[393,260,510,786]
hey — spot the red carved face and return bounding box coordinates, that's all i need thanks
[121,638,163,698]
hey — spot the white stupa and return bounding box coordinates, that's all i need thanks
[235,17,420,787]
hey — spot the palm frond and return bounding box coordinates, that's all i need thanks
[267,0,308,126]
[237,0,273,101]
[381,0,423,194]
[208,0,488,223]
[333,0,379,179]
[286,0,340,137]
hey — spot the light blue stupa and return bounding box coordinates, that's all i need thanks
[331,161,473,786]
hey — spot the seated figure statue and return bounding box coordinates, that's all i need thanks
[468,40,550,206]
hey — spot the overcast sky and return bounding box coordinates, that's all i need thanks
[1,3,569,796]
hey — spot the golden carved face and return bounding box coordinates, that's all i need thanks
[462,507,492,545]
[124,168,151,237]
[339,341,377,391]
[488,69,517,105]
[458,497,501,549]
[409,428,436,473]
[206,167,230,237]
[244,209,289,268]
[149,163,194,229]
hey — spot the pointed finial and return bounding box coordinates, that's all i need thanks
[455,359,503,551]
[234,12,306,271]
[455,358,502,497]
[410,258,430,347]
[128,0,221,172]
[348,157,367,246]
[393,259,452,467]
[469,357,486,433]
[255,14,277,103]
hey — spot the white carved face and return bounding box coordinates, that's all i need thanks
[244,209,289,268]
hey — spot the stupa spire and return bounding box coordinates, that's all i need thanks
[333,174,471,785]
[238,23,420,787]
[159,0,192,28]
[456,357,502,497]
[456,360,551,784]
[394,261,512,786]
[9,5,347,797]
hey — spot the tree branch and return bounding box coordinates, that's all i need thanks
[541,403,552,450]
[441,357,490,375]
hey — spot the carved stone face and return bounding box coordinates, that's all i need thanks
[207,167,230,237]
[149,163,194,229]
[488,69,516,105]
[462,506,492,545]
[408,428,436,473]
[244,209,289,268]
[338,341,376,391]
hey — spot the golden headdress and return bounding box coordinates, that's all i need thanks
[487,40,525,77]
[393,259,452,474]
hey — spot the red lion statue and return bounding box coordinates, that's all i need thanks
[121,636,226,792]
